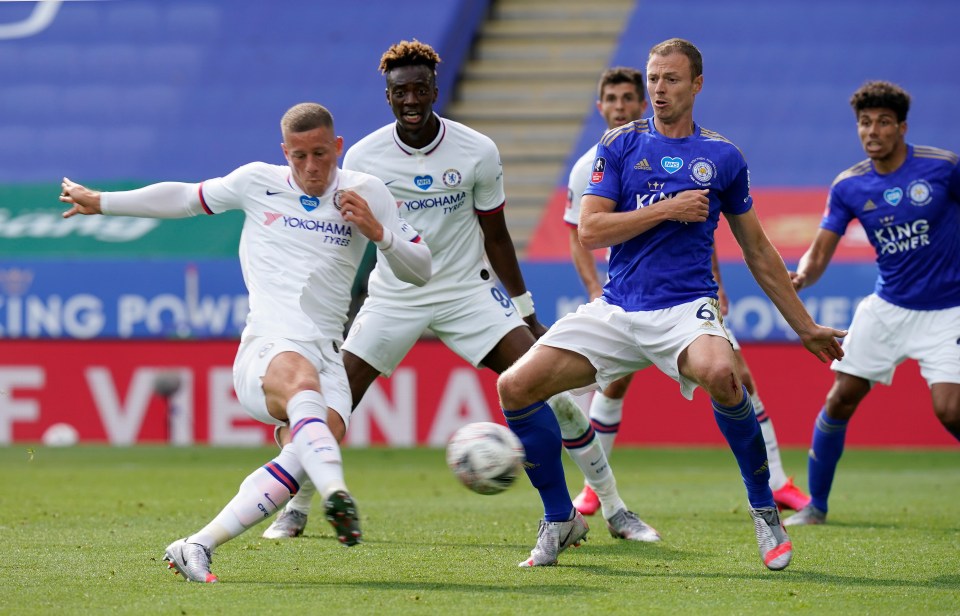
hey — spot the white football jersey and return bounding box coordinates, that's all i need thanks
[564,144,597,227]
[343,115,505,304]
[199,163,420,343]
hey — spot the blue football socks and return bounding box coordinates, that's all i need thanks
[503,400,573,522]
[712,385,775,509]
[808,408,849,513]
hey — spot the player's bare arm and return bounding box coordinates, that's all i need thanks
[790,229,842,291]
[336,189,383,242]
[59,177,103,217]
[477,209,546,336]
[569,227,604,300]
[579,189,709,249]
[726,208,846,363]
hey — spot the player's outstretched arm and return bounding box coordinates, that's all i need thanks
[726,208,846,363]
[790,229,842,291]
[61,177,206,219]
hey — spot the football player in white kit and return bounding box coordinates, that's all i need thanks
[565,67,810,517]
[59,103,432,583]
[264,40,659,567]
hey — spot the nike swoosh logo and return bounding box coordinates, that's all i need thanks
[589,457,603,466]
[384,179,399,186]
[266,190,282,196]
[504,311,514,317]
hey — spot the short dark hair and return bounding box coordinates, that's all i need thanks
[281,103,334,136]
[379,39,442,75]
[598,66,645,101]
[648,38,703,79]
[850,81,911,122]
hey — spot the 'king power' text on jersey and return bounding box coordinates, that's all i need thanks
[822,144,960,310]
[343,115,505,304]
[198,163,420,342]
[584,119,752,311]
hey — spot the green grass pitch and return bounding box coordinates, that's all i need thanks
[1,446,957,614]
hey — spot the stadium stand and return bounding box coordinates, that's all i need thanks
[569,0,960,187]
[0,0,488,183]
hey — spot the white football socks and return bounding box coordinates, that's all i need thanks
[549,392,626,519]
[188,445,303,550]
[284,477,317,515]
[589,392,624,456]
[287,390,347,499]
[753,392,787,489]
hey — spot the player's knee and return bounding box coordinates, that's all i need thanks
[604,377,631,399]
[496,367,530,410]
[698,363,740,401]
[824,389,860,419]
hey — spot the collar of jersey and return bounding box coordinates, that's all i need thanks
[286,169,340,198]
[648,120,702,144]
[392,113,446,156]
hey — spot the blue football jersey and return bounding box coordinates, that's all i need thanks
[584,119,753,311]
[822,144,960,310]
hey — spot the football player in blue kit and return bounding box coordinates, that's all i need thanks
[786,81,960,526]
[497,38,847,571]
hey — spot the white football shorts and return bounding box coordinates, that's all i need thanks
[832,293,960,387]
[342,283,526,376]
[537,297,731,399]
[233,335,353,428]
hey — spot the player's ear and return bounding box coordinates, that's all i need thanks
[334,136,344,157]
[692,74,703,95]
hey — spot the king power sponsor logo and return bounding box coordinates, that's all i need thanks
[0,261,247,339]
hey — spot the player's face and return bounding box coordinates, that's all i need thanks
[597,82,648,130]
[646,52,702,126]
[385,65,438,134]
[281,125,343,197]
[856,108,906,162]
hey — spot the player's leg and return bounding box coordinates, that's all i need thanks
[733,346,810,511]
[788,295,904,526]
[262,423,315,539]
[574,374,632,515]
[263,351,382,538]
[931,383,960,441]
[674,302,790,570]
[483,309,658,543]
[919,305,960,441]
[497,343,596,566]
[264,301,427,539]
[785,372,870,527]
[260,346,361,546]
[165,444,306,582]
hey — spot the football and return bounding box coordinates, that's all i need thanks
[445,422,525,495]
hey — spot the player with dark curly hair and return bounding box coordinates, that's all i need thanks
[787,81,960,526]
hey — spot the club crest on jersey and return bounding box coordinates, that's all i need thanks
[883,187,903,206]
[907,179,932,206]
[332,189,346,211]
[591,157,606,183]
[442,169,462,188]
[689,157,716,186]
[415,175,433,191]
[300,195,320,212]
[661,156,683,174]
